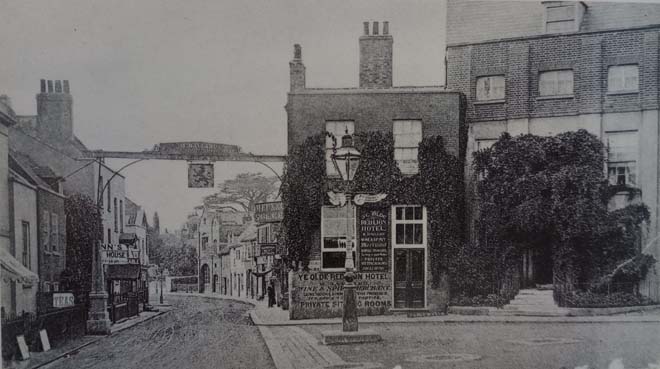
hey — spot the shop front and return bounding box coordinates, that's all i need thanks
[288,203,434,320]
[101,241,145,323]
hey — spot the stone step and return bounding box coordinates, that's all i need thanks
[493,310,567,317]
[508,301,555,307]
[518,290,554,295]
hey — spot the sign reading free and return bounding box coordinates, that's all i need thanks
[289,271,392,320]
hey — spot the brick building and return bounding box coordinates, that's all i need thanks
[445,0,660,289]
[285,21,464,317]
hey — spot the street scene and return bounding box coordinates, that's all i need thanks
[3,0,660,368]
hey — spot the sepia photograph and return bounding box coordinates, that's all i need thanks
[2,0,660,368]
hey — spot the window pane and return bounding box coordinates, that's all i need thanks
[477,76,505,101]
[608,65,638,92]
[323,252,346,269]
[396,207,403,220]
[413,224,423,244]
[404,224,414,244]
[394,250,407,281]
[413,206,423,220]
[405,207,415,220]
[396,224,405,244]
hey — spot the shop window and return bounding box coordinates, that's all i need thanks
[393,206,425,246]
[325,121,355,176]
[321,204,356,271]
[393,120,422,175]
[608,65,639,93]
[607,131,638,187]
[476,75,505,101]
[539,70,574,96]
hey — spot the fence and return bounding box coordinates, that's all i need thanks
[554,280,660,308]
[170,275,198,293]
[2,304,87,361]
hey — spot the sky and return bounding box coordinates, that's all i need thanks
[1,0,447,231]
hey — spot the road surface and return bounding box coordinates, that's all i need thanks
[45,295,275,369]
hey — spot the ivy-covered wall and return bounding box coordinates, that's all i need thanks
[281,132,465,310]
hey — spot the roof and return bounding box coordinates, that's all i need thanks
[10,150,60,179]
[9,152,52,190]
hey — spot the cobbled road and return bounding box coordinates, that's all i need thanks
[44,295,275,369]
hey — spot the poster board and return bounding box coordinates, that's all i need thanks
[40,329,51,352]
[358,207,389,272]
[17,335,30,360]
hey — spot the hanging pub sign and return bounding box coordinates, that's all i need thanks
[188,163,214,188]
[259,244,277,256]
[358,207,389,272]
[254,201,283,223]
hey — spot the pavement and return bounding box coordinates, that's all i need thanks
[3,300,173,369]
[166,291,660,369]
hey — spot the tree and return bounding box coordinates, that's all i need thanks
[472,129,651,288]
[64,194,101,293]
[149,232,198,276]
[204,173,279,212]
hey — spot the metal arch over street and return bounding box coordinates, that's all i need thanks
[81,141,286,163]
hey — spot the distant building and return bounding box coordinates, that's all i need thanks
[445,0,660,290]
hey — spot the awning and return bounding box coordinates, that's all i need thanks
[1,248,39,284]
[119,233,138,246]
[106,264,141,280]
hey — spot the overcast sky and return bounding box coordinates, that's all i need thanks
[2,0,447,230]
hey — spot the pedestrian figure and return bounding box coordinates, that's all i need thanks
[267,280,276,308]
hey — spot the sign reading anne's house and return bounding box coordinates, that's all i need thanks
[358,208,389,272]
[100,244,140,265]
[254,201,283,223]
[289,271,392,319]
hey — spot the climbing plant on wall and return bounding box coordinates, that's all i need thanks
[281,131,465,288]
[64,193,101,293]
[472,129,653,292]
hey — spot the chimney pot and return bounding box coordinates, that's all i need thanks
[40,79,46,93]
[363,22,369,35]
[383,21,389,35]
[55,80,62,93]
[63,80,70,93]
[294,44,302,60]
[47,80,53,93]
[373,21,379,35]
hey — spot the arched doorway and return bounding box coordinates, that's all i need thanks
[200,264,209,293]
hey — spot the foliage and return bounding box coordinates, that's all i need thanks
[449,293,507,307]
[149,232,198,276]
[471,129,650,295]
[281,134,326,267]
[561,290,654,308]
[63,194,101,293]
[281,132,464,286]
[204,172,279,212]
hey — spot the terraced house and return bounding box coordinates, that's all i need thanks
[445,0,660,293]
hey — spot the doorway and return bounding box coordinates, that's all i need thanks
[393,248,425,308]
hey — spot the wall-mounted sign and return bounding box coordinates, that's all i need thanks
[100,244,140,265]
[53,292,75,308]
[358,208,389,272]
[254,201,283,223]
[156,142,242,157]
[259,244,276,256]
[188,163,214,188]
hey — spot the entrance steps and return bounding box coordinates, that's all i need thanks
[494,288,569,317]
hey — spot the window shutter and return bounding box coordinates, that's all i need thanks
[42,210,50,250]
[51,213,59,252]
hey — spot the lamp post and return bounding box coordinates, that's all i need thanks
[330,130,361,332]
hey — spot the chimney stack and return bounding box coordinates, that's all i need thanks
[289,44,306,92]
[359,21,393,88]
[36,79,74,141]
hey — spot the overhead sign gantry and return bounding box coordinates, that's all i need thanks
[82,141,286,187]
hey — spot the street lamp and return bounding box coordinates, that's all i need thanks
[330,130,361,332]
